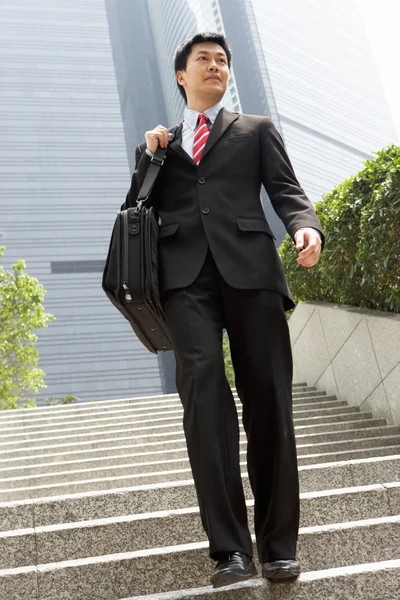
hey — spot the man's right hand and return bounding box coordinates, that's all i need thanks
[145,125,170,154]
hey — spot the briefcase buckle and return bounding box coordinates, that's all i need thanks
[134,199,143,213]
[150,155,164,166]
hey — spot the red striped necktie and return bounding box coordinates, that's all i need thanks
[193,113,210,165]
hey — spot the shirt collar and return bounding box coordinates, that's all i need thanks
[183,101,224,130]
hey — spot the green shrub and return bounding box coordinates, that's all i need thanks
[279,144,400,313]
[44,394,81,406]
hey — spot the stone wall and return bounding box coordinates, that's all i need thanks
[288,302,400,426]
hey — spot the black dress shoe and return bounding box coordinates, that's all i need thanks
[211,551,257,588]
[262,559,301,581]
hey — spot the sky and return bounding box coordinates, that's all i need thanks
[357,0,400,141]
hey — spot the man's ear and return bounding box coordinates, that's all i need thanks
[176,70,185,86]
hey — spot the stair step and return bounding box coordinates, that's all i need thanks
[1,429,397,481]
[121,559,400,600]
[1,440,399,505]
[0,426,393,480]
[0,411,375,469]
[0,403,359,461]
[0,452,398,506]
[0,390,318,428]
[0,415,396,452]
[0,412,372,468]
[0,432,394,488]
[0,429,399,494]
[1,517,399,599]
[0,381,398,598]
[0,396,341,443]
[0,384,311,422]
[2,484,400,569]
[0,403,370,437]
[2,559,398,600]
[0,414,386,446]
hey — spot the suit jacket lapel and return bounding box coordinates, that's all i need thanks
[168,122,196,167]
[168,107,240,166]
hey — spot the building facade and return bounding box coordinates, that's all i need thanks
[249,0,397,204]
[0,0,397,404]
[0,0,163,404]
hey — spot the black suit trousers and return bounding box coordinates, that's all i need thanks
[162,247,299,563]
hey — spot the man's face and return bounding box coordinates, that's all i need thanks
[177,42,230,103]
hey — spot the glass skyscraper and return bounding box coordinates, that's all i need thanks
[0,0,397,404]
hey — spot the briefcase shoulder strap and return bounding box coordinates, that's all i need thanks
[136,122,182,205]
[136,145,166,202]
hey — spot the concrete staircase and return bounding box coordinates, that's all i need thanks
[0,384,399,599]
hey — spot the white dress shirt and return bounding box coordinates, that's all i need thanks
[145,102,321,242]
[180,100,223,158]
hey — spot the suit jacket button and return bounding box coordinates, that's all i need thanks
[198,177,206,184]
[202,207,210,215]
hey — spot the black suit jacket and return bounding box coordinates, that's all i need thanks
[122,107,324,311]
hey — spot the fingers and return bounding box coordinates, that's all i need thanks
[298,242,318,259]
[295,231,321,268]
[145,125,170,153]
[297,240,321,267]
[297,254,320,267]
[154,125,169,148]
[295,231,305,251]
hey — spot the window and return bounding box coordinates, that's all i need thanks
[51,260,105,274]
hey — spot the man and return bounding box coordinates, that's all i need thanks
[123,32,324,588]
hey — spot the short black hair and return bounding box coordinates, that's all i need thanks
[174,32,232,103]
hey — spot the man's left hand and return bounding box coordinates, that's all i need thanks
[294,229,322,268]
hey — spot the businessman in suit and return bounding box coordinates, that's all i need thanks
[123,32,324,588]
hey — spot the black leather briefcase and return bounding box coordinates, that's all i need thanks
[102,146,173,353]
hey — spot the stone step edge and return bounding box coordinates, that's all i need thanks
[0,406,368,456]
[2,559,399,600]
[1,443,400,501]
[0,399,358,434]
[0,397,338,440]
[0,429,389,476]
[0,432,391,473]
[0,387,315,423]
[121,559,400,600]
[0,417,385,453]
[0,441,397,489]
[0,421,396,452]
[1,516,399,575]
[1,434,400,487]
[1,483,399,537]
[0,392,317,425]
[0,383,309,417]
[2,445,400,506]
[1,453,399,508]
[3,433,395,470]
[0,406,372,436]
[1,448,400,497]
[0,406,366,438]
[0,389,318,426]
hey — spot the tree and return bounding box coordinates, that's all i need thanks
[0,246,55,409]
